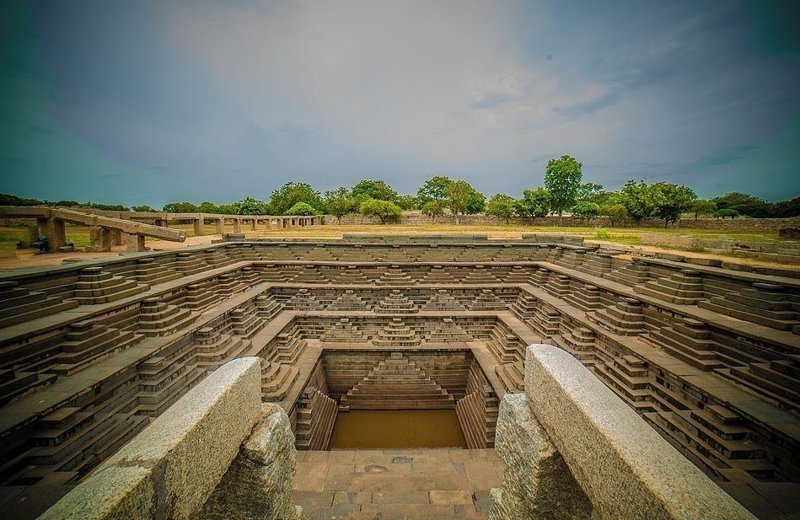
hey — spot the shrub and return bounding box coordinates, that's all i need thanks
[285,202,319,216]
[359,199,402,224]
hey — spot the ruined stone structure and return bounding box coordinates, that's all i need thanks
[0,235,797,518]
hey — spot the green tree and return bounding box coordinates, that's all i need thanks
[267,182,323,215]
[715,208,739,219]
[575,182,605,204]
[485,194,516,223]
[573,201,601,222]
[163,202,198,213]
[712,192,774,218]
[421,200,446,222]
[131,204,156,212]
[600,202,629,227]
[416,175,453,206]
[234,197,268,215]
[690,199,717,219]
[544,155,583,222]
[359,199,402,224]
[286,202,319,215]
[619,180,657,225]
[351,179,398,203]
[444,180,485,216]
[514,188,550,220]
[396,194,418,210]
[651,183,696,227]
[197,201,218,213]
[323,187,355,224]
[773,197,800,218]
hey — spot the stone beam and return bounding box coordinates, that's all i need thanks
[49,208,185,241]
[40,358,264,520]
[520,345,755,520]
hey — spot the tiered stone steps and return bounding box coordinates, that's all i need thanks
[375,266,414,286]
[428,318,470,343]
[635,269,706,305]
[644,317,722,371]
[286,288,322,311]
[605,259,650,286]
[422,289,466,311]
[375,290,418,314]
[47,321,142,376]
[563,283,602,311]
[372,319,420,347]
[340,354,455,410]
[0,281,78,329]
[592,354,654,413]
[716,357,800,414]
[467,289,506,311]
[456,384,499,448]
[262,361,299,401]
[321,318,368,343]
[70,267,148,305]
[700,282,799,332]
[136,299,195,337]
[557,326,597,367]
[328,289,370,311]
[295,388,338,450]
[587,298,647,336]
[133,258,182,286]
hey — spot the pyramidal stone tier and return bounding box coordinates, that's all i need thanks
[588,297,647,336]
[373,318,421,347]
[422,289,466,311]
[71,267,149,305]
[321,318,368,343]
[328,289,370,311]
[635,269,706,306]
[375,290,418,314]
[0,280,78,328]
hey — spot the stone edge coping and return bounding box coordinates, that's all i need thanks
[524,344,756,520]
[38,357,264,520]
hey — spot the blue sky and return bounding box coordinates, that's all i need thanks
[1,0,798,206]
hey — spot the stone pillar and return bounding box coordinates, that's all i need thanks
[193,218,205,236]
[89,226,112,252]
[233,219,241,233]
[489,394,591,520]
[124,233,146,252]
[109,229,124,246]
[215,218,225,234]
[265,218,272,230]
[36,217,66,251]
[155,219,168,228]
[250,219,257,231]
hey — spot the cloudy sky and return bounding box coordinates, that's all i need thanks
[1,0,798,206]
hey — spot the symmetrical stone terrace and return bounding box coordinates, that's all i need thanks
[0,234,798,518]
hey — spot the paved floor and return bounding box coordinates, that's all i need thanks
[293,448,503,519]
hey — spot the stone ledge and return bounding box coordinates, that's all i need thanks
[523,344,755,520]
[40,357,263,520]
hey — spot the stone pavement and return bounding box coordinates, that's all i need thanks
[293,448,503,519]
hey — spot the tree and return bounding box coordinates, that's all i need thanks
[396,194,417,210]
[163,202,198,213]
[359,199,402,224]
[514,188,550,220]
[198,201,219,213]
[421,201,445,222]
[573,201,601,222]
[651,182,696,227]
[618,180,657,225]
[267,182,323,215]
[444,180,484,216]
[351,179,398,203]
[234,196,268,215]
[575,182,605,204]
[485,194,516,223]
[544,155,583,222]
[773,197,800,218]
[690,199,717,219]
[712,192,774,218]
[131,204,156,212]
[601,203,629,227]
[323,187,355,224]
[416,175,453,206]
[286,202,319,215]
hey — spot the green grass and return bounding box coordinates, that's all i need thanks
[0,228,28,252]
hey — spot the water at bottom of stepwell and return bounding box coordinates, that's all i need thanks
[329,410,467,449]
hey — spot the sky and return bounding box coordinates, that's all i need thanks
[1,0,798,207]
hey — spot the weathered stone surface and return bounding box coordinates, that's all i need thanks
[199,403,303,519]
[489,393,590,520]
[40,357,263,520]
[524,345,756,520]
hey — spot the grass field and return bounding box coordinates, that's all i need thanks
[1,221,792,266]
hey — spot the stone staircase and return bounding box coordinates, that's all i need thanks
[340,353,455,410]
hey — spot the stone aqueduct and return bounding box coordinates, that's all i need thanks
[0,234,797,517]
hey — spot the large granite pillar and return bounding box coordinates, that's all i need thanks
[215,218,225,234]
[109,229,124,246]
[124,233,146,252]
[233,219,241,233]
[193,218,205,236]
[36,217,66,251]
[250,219,257,231]
[89,226,112,252]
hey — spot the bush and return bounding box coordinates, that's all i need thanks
[285,202,319,216]
[485,194,516,223]
[714,208,739,219]
[359,199,402,224]
[593,227,611,240]
[572,201,601,222]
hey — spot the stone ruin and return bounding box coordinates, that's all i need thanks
[0,234,796,518]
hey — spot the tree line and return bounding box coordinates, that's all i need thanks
[1,155,798,225]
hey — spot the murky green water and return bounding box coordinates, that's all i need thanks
[330,410,467,449]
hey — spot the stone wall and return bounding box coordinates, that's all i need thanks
[323,211,800,231]
[39,358,299,520]
[490,345,755,520]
